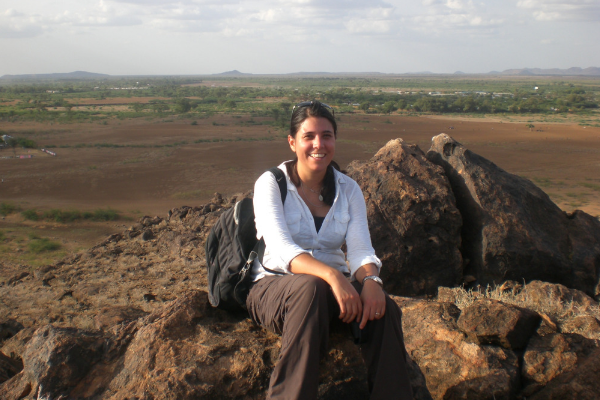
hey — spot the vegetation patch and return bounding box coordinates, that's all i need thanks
[0,202,20,216]
[27,234,61,253]
[581,182,600,191]
[446,285,600,324]
[21,208,120,223]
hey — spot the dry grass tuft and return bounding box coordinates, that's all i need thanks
[442,284,600,324]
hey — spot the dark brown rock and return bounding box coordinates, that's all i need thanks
[347,139,463,296]
[7,272,29,286]
[0,320,23,342]
[0,352,22,384]
[400,299,520,399]
[565,210,600,298]
[457,299,541,350]
[19,325,104,399]
[442,370,515,400]
[523,334,600,398]
[427,134,600,296]
[0,328,35,361]
[527,348,600,400]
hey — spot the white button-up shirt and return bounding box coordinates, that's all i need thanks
[251,162,382,281]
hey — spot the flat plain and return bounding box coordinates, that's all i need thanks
[1,78,600,266]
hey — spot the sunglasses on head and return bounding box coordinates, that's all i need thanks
[292,101,335,117]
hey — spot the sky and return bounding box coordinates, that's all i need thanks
[1,0,599,76]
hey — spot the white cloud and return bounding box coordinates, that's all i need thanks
[517,0,600,22]
[406,0,503,34]
[0,9,44,38]
[1,0,598,75]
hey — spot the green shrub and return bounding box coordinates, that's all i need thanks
[22,209,40,221]
[43,209,81,223]
[0,202,18,216]
[28,237,61,253]
[17,138,37,148]
[90,208,119,221]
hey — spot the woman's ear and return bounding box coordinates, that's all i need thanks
[288,135,295,152]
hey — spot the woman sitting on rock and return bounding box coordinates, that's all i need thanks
[247,100,414,400]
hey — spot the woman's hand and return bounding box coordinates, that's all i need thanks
[359,280,386,329]
[328,273,363,323]
[289,253,363,323]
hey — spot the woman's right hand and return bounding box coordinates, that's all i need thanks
[328,272,362,323]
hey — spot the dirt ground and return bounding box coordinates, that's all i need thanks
[2,113,600,261]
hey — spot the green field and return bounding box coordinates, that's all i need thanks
[1,75,599,130]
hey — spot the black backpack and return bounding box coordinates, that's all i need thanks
[205,167,287,311]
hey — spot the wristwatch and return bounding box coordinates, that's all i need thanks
[362,275,383,287]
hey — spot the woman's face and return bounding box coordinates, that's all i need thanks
[288,116,336,177]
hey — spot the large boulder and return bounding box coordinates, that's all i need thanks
[426,134,600,296]
[566,210,600,297]
[347,139,463,296]
[400,299,520,400]
[2,325,104,399]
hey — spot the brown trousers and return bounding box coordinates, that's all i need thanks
[246,274,414,400]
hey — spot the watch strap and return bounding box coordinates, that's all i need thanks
[362,275,383,286]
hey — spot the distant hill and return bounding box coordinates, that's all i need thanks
[495,67,600,76]
[2,68,599,80]
[0,71,110,80]
[213,70,252,76]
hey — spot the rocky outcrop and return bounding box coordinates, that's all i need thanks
[426,134,600,297]
[1,291,431,400]
[347,139,463,296]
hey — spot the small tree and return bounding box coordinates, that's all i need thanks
[360,103,370,113]
[174,98,192,113]
[381,101,398,114]
[526,123,535,131]
[130,103,145,113]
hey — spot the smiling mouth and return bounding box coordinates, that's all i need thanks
[310,153,325,159]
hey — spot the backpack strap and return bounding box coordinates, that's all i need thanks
[268,166,287,204]
[256,167,288,268]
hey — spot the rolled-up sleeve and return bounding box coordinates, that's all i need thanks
[253,171,308,271]
[345,179,382,277]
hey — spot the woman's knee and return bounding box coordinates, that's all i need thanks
[286,274,331,310]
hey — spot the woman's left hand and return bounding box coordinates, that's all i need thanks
[359,280,386,329]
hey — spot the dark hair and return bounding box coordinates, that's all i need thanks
[286,101,339,206]
[289,101,337,139]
